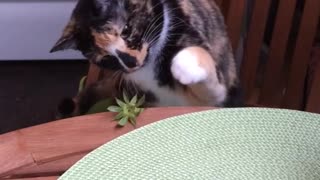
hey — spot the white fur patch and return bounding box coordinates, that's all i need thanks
[171,49,208,85]
[149,0,171,61]
[126,62,190,106]
[211,84,227,105]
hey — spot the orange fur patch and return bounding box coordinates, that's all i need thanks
[125,43,148,65]
[92,31,113,50]
[179,0,193,15]
[92,30,148,66]
[185,46,216,74]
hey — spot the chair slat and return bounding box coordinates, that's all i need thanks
[226,0,246,50]
[259,0,298,107]
[240,0,272,103]
[307,65,320,113]
[283,0,320,110]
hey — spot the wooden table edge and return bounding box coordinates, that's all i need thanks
[1,107,215,179]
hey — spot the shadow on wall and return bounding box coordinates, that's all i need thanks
[0,60,88,134]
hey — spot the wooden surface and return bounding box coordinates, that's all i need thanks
[0,107,214,179]
[259,0,298,106]
[283,0,320,109]
[226,0,246,51]
[307,69,320,113]
[307,48,320,113]
[240,0,272,103]
[10,177,59,180]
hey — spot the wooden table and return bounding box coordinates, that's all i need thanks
[0,107,214,180]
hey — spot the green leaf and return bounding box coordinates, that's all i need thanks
[136,95,145,107]
[78,76,87,93]
[130,95,138,105]
[123,91,130,104]
[136,108,144,115]
[116,98,126,108]
[107,106,121,112]
[86,98,113,115]
[129,116,137,126]
[134,107,141,114]
[118,117,128,126]
[123,106,129,116]
[115,112,124,120]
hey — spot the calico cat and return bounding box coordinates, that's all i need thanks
[51,0,243,118]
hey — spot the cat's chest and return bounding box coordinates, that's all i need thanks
[125,64,189,106]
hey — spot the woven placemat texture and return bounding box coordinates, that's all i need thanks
[59,108,320,180]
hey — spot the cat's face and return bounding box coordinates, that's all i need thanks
[51,0,158,72]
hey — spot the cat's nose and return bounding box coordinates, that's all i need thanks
[126,38,141,50]
[116,50,138,68]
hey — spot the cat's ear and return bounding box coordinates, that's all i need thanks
[50,19,77,53]
[92,0,109,16]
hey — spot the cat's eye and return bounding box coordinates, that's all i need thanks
[123,25,129,31]
[121,24,131,38]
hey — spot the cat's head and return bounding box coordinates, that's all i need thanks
[51,0,160,72]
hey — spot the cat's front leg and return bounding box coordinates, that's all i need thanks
[171,46,228,105]
[171,46,214,85]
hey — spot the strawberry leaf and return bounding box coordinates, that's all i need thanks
[116,98,126,108]
[136,95,145,107]
[118,117,128,126]
[107,106,121,112]
[123,91,130,104]
[115,112,124,120]
[130,95,138,105]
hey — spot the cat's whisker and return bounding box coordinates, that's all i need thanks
[144,7,182,42]
[148,22,186,47]
[146,13,191,45]
[147,0,171,12]
[144,23,163,42]
[143,13,165,42]
[148,33,163,47]
[170,22,186,30]
[144,24,163,44]
[171,16,189,26]
[145,22,164,42]
[148,23,186,46]
[143,6,170,41]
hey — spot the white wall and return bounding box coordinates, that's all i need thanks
[0,0,85,60]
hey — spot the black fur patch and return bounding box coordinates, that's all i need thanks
[95,55,122,70]
[116,50,137,68]
[57,98,76,118]
[224,83,245,107]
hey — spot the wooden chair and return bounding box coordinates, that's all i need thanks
[240,0,320,113]
[1,1,320,179]
[85,0,320,113]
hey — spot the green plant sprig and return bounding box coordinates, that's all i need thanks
[107,92,145,127]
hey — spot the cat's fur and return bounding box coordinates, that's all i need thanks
[51,0,243,118]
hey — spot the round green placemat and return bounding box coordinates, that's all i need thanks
[59,108,320,180]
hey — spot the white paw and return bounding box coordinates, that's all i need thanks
[171,49,208,85]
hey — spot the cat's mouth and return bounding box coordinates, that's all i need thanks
[95,53,142,73]
[113,44,149,73]
[93,43,149,73]
[116,50,139,69]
